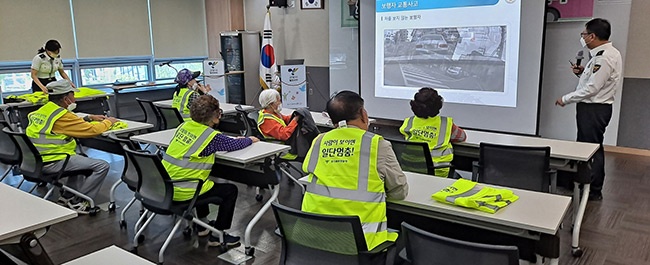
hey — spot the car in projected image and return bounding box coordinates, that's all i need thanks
[414,34,449,54]
[446,66,463,78]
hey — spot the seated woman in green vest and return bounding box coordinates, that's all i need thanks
[399,87,466,177]
[162,95,259,247]
[172,69,211,121]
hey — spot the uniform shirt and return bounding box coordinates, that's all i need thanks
[562,42,622,105]
[31,53,63,79]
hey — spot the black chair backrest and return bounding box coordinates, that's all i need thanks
[387,138,434,175]
[3,128,44,183]
[0,121,21,165]
[478,142,551,192]
[235,106,263,138]
[135,98,162,131]
[156,106,184,130]
[401,222,519,265]
[271,202,370,265]
[124,148,174,214]
[107,134,141,190]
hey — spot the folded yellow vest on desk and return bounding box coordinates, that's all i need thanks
[432,179,519,214]
[90,120,128,131]
[5,88,106,105]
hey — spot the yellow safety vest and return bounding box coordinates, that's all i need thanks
[162,120,218,201]
[25,102,77,162]
[301,127,397,250]
[432,179,519,214]
[172,88,194,121]
[256,110,297,160]
[400,116,454,177]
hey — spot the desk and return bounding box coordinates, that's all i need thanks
[74,113,153,137]
[130,129,290,257]
[299,172,571,263]
[452,129,599,257]
[0,183,77,264]
[1,94,112,129]
[63,245,154,265]
[153,100,254,115]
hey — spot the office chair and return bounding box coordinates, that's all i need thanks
[388,138,456,178]
[3,128,99,215]
[0,121,21,184]
[473,142,556,193]
[400,222,519,265]
[106,134,147,228]
[135,98,163,132]
[156,106,185,130]
[125,149,228,263]
[271,202,394,265]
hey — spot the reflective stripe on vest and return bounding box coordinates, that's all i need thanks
[400,116,454,170]
[25,102,76,162]
[172,88,193,119]
[302,128,396,249]
[257,110,286,140]
[162,121,218,200]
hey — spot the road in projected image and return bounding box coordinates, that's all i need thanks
[383,26,507,92]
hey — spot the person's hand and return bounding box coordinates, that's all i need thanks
[555,97,565,107]
[89,115,106,121]
[106,117,119,123]
[249,136,260,143]
[571,65,584,75]
[201,84,212,93]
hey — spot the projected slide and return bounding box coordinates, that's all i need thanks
[375,0,521,107]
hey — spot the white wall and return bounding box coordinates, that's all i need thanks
[243,0,329,66]
[539,0,632,145]
[328,0,359,96]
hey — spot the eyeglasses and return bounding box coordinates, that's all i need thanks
[217,108,223,117]
[580,32,591,37]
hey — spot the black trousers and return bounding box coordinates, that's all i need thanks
[190,183,238,230]
[576,103,612,192]
[31,77,56,93]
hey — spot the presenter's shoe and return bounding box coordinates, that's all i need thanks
[196,221,217,237]
[208,233,241,248]
[588,191,603,201]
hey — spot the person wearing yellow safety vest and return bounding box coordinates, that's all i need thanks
[162,95,259,247]
[257,89,299,142]
[302,91,408,252]
[400,87,466,177]
[172,69,211,121]
[26,80,118,213]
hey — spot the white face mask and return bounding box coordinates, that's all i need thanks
[580,36,588,48]
[276,103,283,112]
[67,102,77,111]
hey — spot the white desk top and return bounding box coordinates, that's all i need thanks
[75,113,153,136]
[130,129,290,164]
[153,100,254,115]
[0,183,77,242]
[299,172,571,235]
[0,94,112,110]
[455,129,599,162]
[63,245,154,265]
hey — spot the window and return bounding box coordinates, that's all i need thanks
[154,61,203,80]
[0,70,72,93]
[80,65,148,86]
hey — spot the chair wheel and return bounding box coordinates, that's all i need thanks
[255,194,263,201]
[571,247,583,257]
[108,202,116,213]
[183,227,192,239]
[245,247,255,256]
[119,220,127,229]
[89,207,99,216]
[137,235,145,244]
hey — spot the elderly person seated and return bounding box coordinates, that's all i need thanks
[256,89,299,142]
[172,68,211,120]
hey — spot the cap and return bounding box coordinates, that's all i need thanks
[46,80,79,95]
[174,69,201,85]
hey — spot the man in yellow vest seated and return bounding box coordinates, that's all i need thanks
[400,87,466,177]
[301,90,409,251]
[172,68,211,121]
[26,80,118,213]
[162,95,259,247]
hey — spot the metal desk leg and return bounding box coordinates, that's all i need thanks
[244,182,280,256]
[571,161,590,257]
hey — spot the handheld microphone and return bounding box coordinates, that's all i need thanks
[575,50,584,66]
[159,61,172,67]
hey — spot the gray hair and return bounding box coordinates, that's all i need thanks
[259,89,280,108]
